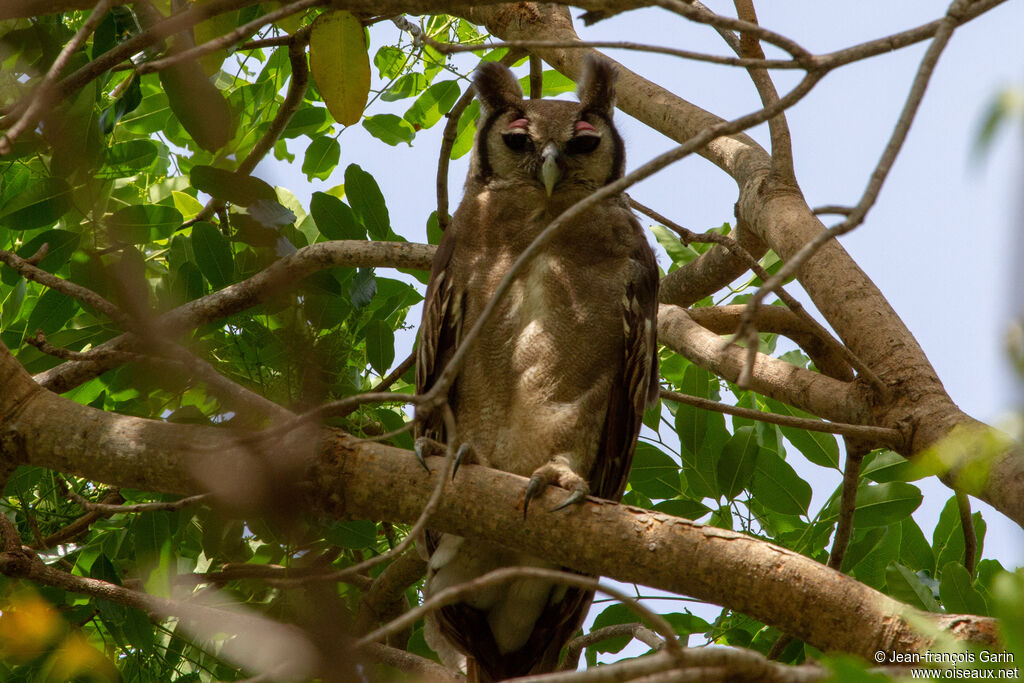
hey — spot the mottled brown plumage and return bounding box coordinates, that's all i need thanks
[416,56,659,681]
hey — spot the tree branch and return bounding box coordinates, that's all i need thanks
[0,345,998,659]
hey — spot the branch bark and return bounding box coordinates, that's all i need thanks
[0,343,998,661]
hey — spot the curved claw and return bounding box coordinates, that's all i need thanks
[550,488,587,512]
[413,440,431,473]
[452,443,470,480]
[523,475,545,519]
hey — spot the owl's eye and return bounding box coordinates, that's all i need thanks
[502,132,532,152]
[565,134,601,155]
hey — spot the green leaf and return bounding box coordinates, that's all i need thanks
[362,114,416,146]
[281,105,330,139]
[0,177,72,230]
[302,135,341,181]
[830,482,922,528]
[717,426,759,500]
[309,10,370,126]
[344,164,391,240]
[750,449,811,516]
[652,498,710,520]
[860,449,924,482]
[932,497,986,574]
[107,204,183,243]
[451,100,479,159]
[764,398,839,469]
[382,72,428,102]
[18,229,80,273]
[190,165,276,206]
[171,191,204,221]
[97,139,159,177]
[939,561,988,615]
[590,604,636,654]
[671,365,724,499]
[628,442,682,499]
[310,192,365,240]
[404,80,461,129]
[120,92,171,134]
[898,517,935,572]
[886,562,941,611]
[26,289,76,335]
[159,53,233,151]
[325,520,378,548]
[363,318,395,374]
[191,221,233,289]
[248,199,296,228]
[350,267,376,308]
[650,224,697,268]
[518,69,576,96]
[374,46,407,79]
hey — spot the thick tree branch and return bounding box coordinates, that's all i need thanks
[0,345,998,660]
[658,305,872,426]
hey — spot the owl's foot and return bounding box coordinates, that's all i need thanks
[413,438,473,480]
[413,437,444,472]
[523,456,590,517]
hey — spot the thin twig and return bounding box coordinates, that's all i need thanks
[530,54,544,99]
[33,491,125,550]
[659,390,899,446]
[0,0,114,154]
[733,0,795,182]
[561,623,665,672]
[62,481,209,514]
[0,248,132,329]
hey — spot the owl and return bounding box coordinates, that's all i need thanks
[415,56,659,681]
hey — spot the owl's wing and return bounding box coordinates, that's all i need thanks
[415,228,463,443]
[589,218,660,500]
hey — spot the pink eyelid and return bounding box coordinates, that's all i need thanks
[575,120,597,132]
[507,118,529,130]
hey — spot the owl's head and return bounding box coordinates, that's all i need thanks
[469,56,624,197]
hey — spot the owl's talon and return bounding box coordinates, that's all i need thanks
[452,443,470,480]
[523,475,545,518]
[550,488,587,512]
[414,437,444,473]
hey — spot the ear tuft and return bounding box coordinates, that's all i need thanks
[577,55,617,117]
[473,62,524,113]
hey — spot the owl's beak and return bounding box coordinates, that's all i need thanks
[539,142,562,196]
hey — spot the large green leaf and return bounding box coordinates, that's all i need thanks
[628,442,683,500]
[763,398,840,469]
[107,204,183,243]
[25,289,76,335]
[362,114,416,146]
[159,47,233,151]
[750,449,811,516]
[939,561,988,615]
[191,221,234,289]
[363,318,395,375]
[344,164,391,240]
[886,562,941,611]
[309,10,370,126]
[190,165,276,206]
[310,191,365,240]
[717,426,759,500]
[0,177,72,230]
[302,135,341,181]
[404,80,461,129]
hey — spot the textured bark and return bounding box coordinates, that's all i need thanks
[0,344,997,660]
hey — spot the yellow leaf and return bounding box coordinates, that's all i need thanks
[172,190,204,220]
[309,10,370,126]
[0,589,64,662]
